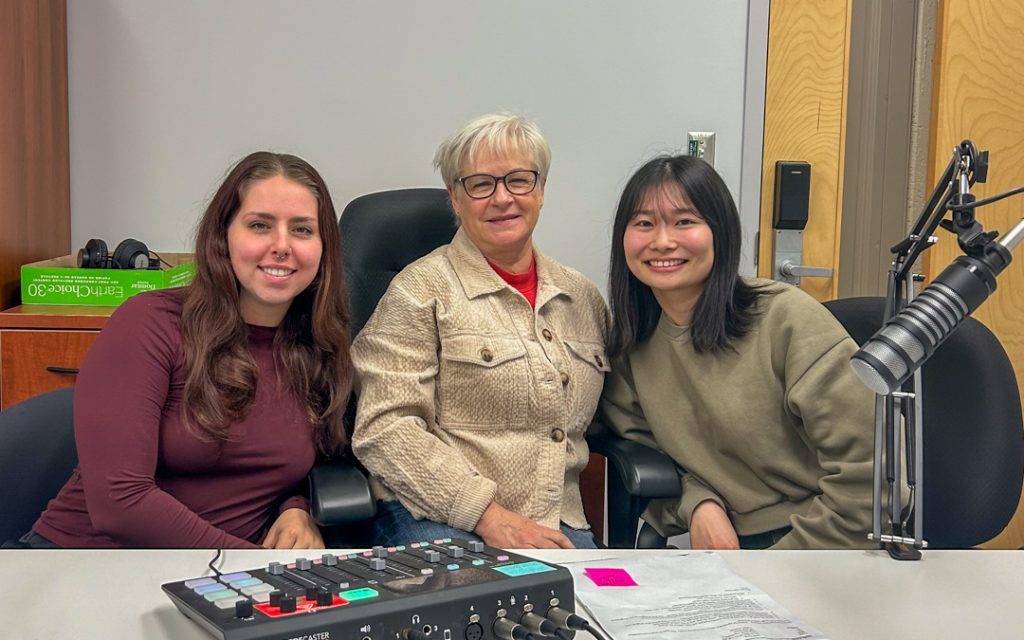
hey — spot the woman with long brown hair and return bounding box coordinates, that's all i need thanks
[22,151,354,548]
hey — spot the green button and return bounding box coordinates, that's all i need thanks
[339,587,379,602]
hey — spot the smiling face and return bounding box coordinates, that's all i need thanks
[622,181,714,324]
[448,147,544,273]
[227,174,323,326]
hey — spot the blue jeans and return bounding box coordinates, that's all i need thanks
[373,500,597,549]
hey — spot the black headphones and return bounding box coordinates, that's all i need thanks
[77,238,159,269]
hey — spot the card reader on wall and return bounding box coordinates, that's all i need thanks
[771,161,833,284]
[773,161,811,230]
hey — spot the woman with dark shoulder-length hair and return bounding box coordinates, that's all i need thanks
[601,154,873,549]
[22,151,354,549]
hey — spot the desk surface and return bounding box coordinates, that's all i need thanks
[1,548,1021,639]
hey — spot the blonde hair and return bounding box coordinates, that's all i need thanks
[433,113,551,187]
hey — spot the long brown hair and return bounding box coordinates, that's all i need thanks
[180,151,353,455]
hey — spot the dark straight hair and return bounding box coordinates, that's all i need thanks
[608,155,773,356]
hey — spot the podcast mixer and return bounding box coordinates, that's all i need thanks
[162,538,579,640]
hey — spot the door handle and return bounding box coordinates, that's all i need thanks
[779,261,833,279]
[45,366,80,375]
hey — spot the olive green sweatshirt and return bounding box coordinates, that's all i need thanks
[601,280,875,549]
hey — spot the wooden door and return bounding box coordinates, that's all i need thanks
[757,0,851,300]
[928,0,1024,550]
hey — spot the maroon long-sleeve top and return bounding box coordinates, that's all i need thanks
[33,289,315,548]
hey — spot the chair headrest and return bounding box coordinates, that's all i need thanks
[339,188,459,337]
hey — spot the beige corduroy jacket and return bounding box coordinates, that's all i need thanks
[351,228,610,533]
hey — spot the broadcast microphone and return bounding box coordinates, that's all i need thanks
[850,217,1024,395]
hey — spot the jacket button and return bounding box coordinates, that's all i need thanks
[550,428,565,442]
[594,355,604,368]
[560,371,569,386]
[480,348,494,363]
[542,328,553,341]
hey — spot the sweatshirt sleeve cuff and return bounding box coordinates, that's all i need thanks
[679,476,725,529]
[447,476,498,532]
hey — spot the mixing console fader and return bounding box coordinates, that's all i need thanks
[162,538,577,640]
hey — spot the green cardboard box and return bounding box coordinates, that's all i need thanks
[20,253,196,306]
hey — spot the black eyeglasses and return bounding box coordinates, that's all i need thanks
[457,170,539,199]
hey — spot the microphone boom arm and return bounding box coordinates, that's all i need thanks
[856,139,1024,560]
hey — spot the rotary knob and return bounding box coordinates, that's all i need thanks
[279,595,297,613]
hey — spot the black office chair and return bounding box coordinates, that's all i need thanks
[0,386,375,548]
[586,423,681,548]
[339,188,459,338]
[0,387,77,545]
[609,295,1024,549]
[825,296,1024,549]
[312,188,459,543]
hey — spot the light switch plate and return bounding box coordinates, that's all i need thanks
[687,131,716,166]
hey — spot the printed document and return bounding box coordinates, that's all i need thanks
[565,552,826,640]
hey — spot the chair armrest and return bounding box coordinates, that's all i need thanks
[308,462,377,526]
[587,423,681,499]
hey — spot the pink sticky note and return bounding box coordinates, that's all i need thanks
[584,567,638,587]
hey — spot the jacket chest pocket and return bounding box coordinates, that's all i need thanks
[437,335,529,429]
[564,339,611,427]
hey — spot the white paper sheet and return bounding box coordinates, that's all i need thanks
[564,552,827,640]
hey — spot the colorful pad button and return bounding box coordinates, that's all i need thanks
[228,577,263,588]
[220,572,251,582]
[493,561,557,577]
[214,596,247,610]
[194,583,227,594]
[338,587,379,602]
[241,584,275,596]
[184,577,216,589]
[203,589,239,602]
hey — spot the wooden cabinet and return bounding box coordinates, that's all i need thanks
[0,306,111,409]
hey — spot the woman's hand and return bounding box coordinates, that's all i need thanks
[688,500,740,550]
[474,502,575,549]
[262,508,325,549]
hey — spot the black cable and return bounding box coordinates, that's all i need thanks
[582,621,614,640]
[546,607,613,640]
[521,612,561,638]
[946,185,1024,211]
[493,617,536,640]
[150,250,174,268]
[206,548,224,577]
